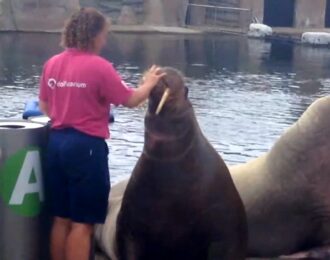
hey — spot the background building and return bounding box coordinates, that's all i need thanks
[242,0,329,29]
[0,0,328,32]
[187,0,330,32]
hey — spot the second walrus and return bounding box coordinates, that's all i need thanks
[116,67,247,260]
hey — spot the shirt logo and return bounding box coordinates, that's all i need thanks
[48,78,57,89]
[47,78,87,89]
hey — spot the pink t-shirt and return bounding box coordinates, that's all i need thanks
[39,48,133,139]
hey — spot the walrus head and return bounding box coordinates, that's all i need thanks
[144,67,197,161]
[148,67,190,117]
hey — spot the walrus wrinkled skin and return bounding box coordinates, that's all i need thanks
[114,68,247,260]
[95,96,330,259]
[230,96,330,258]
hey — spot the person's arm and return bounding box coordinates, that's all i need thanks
[39,100,49,116]
[38,64,50,116]
[101,64,165,108]
[123,66,165,108]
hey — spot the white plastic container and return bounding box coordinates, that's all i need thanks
[248,23,273,38]
[301,32,330,46]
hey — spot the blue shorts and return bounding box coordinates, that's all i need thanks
[46,128,110,224]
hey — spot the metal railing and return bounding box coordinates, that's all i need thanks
[186,3,253,32]
[189,3,251,12]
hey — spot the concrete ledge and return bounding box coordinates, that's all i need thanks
[110,25,201,34]
[273,27,330,40]
[187,25,247,35]
[2,24,330,47]
[0,25,202,35]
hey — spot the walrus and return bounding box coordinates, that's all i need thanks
[95,96,330,259]
[230,96,330,258]
[114,67,247,260]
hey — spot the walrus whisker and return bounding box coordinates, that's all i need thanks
[155,88,170,115]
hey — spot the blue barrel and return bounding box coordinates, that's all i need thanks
[23,100,115,123]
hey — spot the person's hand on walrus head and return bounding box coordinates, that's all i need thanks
[136,65,166,108]
[142,65,166,89]
[123,65,165,108]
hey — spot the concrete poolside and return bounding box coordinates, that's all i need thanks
[4,24,330,44]
[272,27,330,42]
[110,25,330,44]
[111,25,324,37]
[0,25,203,35]
[112,25,330,46]
[111,25,202,34]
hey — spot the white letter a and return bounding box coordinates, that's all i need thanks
[9,151,44,205]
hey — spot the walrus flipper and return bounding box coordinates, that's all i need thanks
[208,241,241,260]
[282,246,330,258]
[208,238,246,260]
[116,208,143,260]
[206,205,247,260]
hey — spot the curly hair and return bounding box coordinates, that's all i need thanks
[61,8,108,51]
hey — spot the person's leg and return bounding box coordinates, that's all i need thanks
[46,130,71,260]
[51,217,71,260]
[61,132,110,260]
[66,222,94,260]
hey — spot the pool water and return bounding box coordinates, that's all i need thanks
[0,32,329,183]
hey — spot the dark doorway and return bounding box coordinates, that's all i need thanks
[326,0,330,27]
[264,0,295,27]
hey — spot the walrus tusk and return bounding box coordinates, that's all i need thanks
[156,88,170,115]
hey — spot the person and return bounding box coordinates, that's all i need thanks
[39,7,165,260]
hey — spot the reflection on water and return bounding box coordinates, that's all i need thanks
[0,33,329,183]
